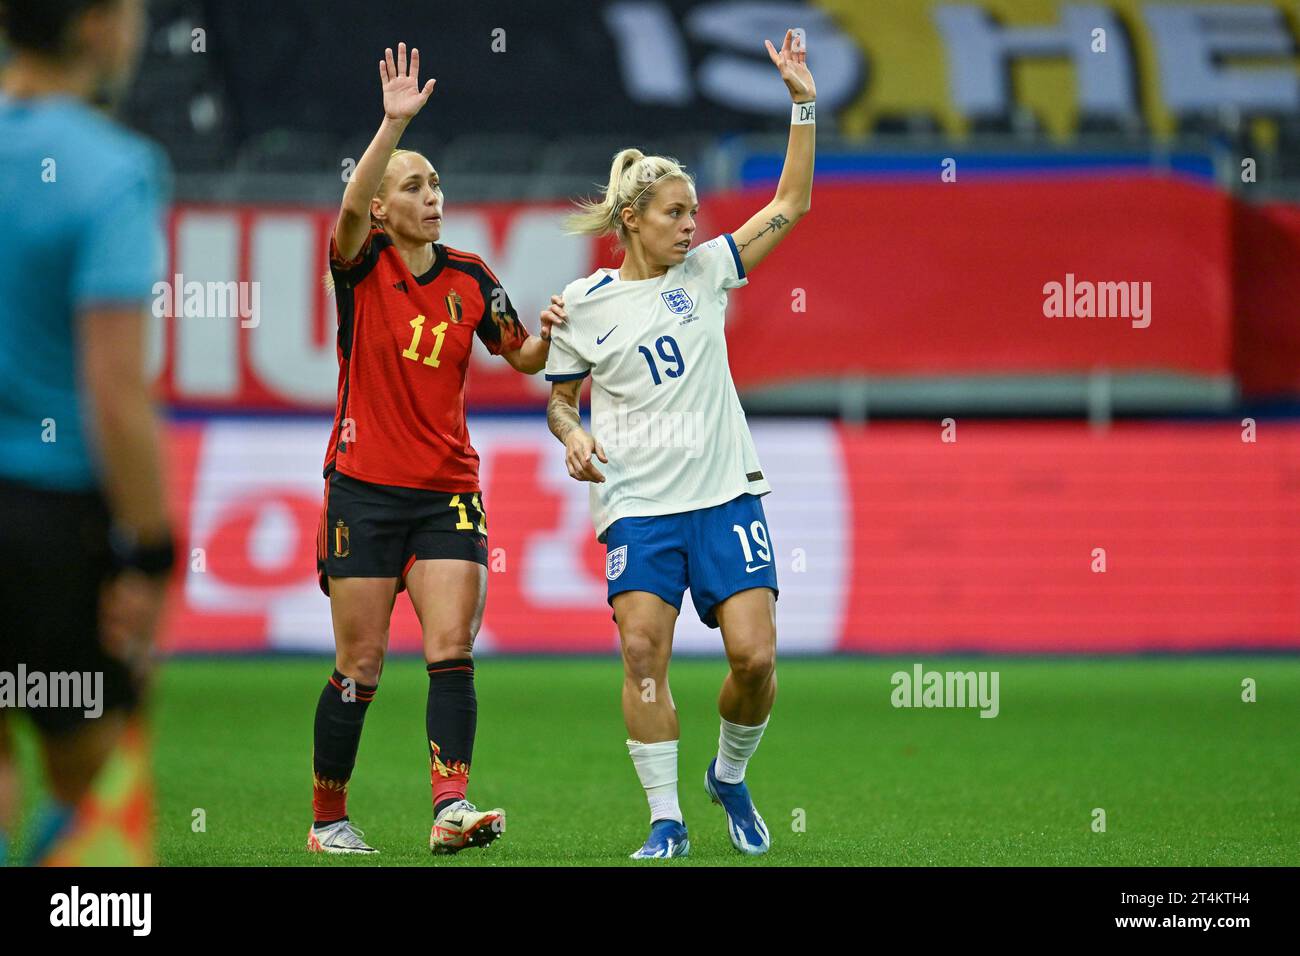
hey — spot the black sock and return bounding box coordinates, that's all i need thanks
[312,669,377,824]
[427,658,477,813]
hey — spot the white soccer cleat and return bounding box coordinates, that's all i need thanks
[307,819,378,854]
[430,799,505,855]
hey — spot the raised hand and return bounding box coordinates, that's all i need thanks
[381,42,436,122]
[765,29,816,103]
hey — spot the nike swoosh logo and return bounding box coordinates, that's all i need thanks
[586,274,614,296]
[745,564,771,573]
[596,326,618,345]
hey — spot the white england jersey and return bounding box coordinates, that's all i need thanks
[545,233,771,540]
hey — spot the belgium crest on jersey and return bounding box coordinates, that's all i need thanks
[661,288,693,315]
[445,289,463,323]
[606,545,627,580]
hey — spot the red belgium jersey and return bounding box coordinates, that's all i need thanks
[323,228,529,491]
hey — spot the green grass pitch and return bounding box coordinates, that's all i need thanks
[9,657,1300,866]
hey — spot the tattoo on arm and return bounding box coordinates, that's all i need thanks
[547,386,583,443]
[736,213,791,252]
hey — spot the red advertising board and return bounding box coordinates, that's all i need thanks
[154,178,1249,412]
[158,419,1299,654]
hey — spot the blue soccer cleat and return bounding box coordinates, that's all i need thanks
[629,818,691,859]
[705,759,770,855]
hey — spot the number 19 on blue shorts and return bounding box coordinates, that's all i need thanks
[603,493,779,629]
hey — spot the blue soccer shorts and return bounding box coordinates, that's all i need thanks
[603,493,779,628]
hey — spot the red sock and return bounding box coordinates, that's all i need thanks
[430,740,470,811]
[313,773,348,823]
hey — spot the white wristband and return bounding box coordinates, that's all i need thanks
[792,101,816,125]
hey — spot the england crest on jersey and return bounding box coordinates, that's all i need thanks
[661,288,693,315]
[606,545,628,580]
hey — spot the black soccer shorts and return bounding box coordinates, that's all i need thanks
[315,470,489,596]
[0,479,141,735]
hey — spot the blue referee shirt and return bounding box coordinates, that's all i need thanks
[0,93,170,491]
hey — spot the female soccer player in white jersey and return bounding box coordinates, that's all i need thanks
[542,28,815,858]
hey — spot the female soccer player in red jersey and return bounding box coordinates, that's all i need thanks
[307,43,554,855]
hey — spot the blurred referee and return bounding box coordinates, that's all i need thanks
[0,0,173,865]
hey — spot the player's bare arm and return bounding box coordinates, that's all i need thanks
[731,28,816,275]
[547,378,606,483]
[499,336,547,374]
[500,299,565,373]
[335,42,436,260]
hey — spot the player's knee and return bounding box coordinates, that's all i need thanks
[728,645,775,688]
[346,661,383,687]
[620,627,668,680]
[338,640,386,686]
[424,625,474,661]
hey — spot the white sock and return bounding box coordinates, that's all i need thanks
[716,717,768,784]
[627,739,681,823]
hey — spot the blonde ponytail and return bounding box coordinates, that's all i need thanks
[564,148,694,245]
